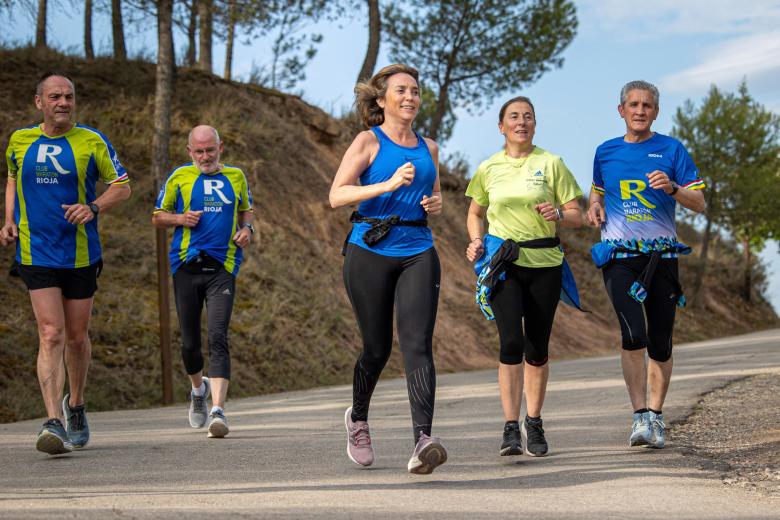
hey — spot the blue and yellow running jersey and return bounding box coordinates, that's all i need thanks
[5,123,129,268]
[154,163,253,276]
[592,133,704,248]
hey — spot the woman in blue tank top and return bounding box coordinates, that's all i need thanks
[329,63,447,475]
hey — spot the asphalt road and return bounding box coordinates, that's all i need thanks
[1,329,779,519]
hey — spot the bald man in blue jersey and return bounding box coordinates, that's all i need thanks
[153,125,254,439]
[1,72,131,455]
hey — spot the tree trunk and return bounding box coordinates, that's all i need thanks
[112,0,127,60]
[198,0,213,72]
[742,237,752,302]
[690,198,714,303]
[153,0,175,405]
[224,0,236,80]
[357,0,380,83]
[84,0,94,60]
[185,0,198,67]
[35,0,47,49]
[429,83,450,141]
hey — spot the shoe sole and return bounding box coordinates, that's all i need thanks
[207,420,229,438]
[521,422,548,457]
[630,433,651,447]
[36,431,73,455]
[408,442,448,475]
[344,407,373,467]
[499,444,523,456]
[61,395,89,449]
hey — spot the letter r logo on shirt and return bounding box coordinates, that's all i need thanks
[203,179,233,204]
[619,179,656,209]
[36,144,71,174]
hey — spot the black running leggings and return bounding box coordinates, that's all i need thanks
[173,265,236,379]
[343,243,440,444]
[602,257,678,362]
[491,264,562,366]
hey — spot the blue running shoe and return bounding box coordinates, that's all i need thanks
[62,394,90,448]
[648,411,666,449]
[207,409,229,438]
[189,377,211,428]
[36,418,73,455]
[629,411,651,447]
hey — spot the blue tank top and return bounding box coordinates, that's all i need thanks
[347,126,436,257]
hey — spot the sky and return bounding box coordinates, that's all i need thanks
[4,0,780,311]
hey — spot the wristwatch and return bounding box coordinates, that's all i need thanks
[669,182,679,196]
[88,202,100,216]
[242,223,255,235]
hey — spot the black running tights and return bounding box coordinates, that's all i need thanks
[343,244,440,444]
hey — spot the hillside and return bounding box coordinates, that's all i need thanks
[1,48,777,422]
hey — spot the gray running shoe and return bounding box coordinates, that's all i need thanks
[408,432,447,474]
[629,411,652,447]
[36,418,74,455]
[521,416,549,457]
[207,409,229,438]
[188,377,211,428]
[500,422,522,456]
[62,393,89,449]
[345,407,374,467]
[648,411,666,449]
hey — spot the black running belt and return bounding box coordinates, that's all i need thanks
[613,246,683,299]
[349,211,428,247]
[481,237,561,292]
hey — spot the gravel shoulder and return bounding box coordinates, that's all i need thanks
[671,373,780,498]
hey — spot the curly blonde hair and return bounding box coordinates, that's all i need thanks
[354,64,419,128]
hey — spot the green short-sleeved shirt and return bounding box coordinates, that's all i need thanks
[466,147,583,267]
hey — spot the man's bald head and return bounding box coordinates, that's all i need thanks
[187,125,223,173]
[36,72,75,96]
[188,125,220,147]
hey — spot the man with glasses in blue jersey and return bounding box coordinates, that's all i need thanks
[152,125,254,439]
[1,72,132,455]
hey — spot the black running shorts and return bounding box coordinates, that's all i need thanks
[15,260,103,299]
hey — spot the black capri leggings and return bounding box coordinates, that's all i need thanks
[602,256,679,362]
[491,263,562,366]
[173,262,236,379]
[343,243,440,444]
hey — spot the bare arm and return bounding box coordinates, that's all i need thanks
[585,188,606,226]
[535,198,583,228]
[329,131,414,208]
[465,200,487,262]
[421,137,443,216]
[647,170,705,213]
[62,182,132,225]
[0,177,18,246]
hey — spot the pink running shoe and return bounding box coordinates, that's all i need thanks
[345,407,374,467]
[407,432,447,474]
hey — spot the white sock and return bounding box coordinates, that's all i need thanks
[210,406,224,416]
[192,382,206,397]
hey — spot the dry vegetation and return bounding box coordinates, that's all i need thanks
[0,48,777,422]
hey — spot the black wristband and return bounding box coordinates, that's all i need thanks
[669,183,679,196]
[88,202,100,216]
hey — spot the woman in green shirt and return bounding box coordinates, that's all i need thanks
[465,96,583,457]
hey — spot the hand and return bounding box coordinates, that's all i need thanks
[232,227,251,248]
[585,201,606,226]
[0,222,18,247]
[179,210,203,228]
[61,204,95,225]
[384,162,415,192]
[535,202,559,222]
[646,170,673,194]
[466,238,484,263]
[420,194,442,215]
